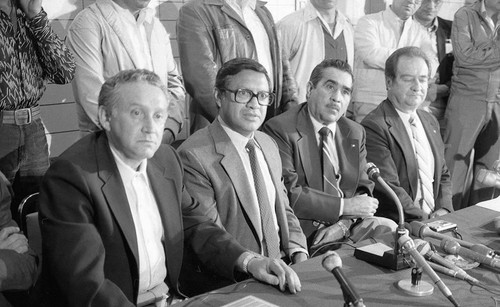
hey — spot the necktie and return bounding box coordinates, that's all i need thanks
[245,139,281,259]
[319,127,343,197]
[409,115,435,214]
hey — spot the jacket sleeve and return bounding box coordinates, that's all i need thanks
[27,9,75,84]
[0,176,37,291]
[39,160,135,307]
[177,4,219,122]
[67,12,106,130]
[262,122,343,225]
[452,8,500,68]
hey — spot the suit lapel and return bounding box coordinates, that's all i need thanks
[96,134,140,266]
[210,121,264,241]
[95,0,141,68]
[384,101,419,198]
[335,119,358,197]
[147,159,183,286]
[297,106,323,190]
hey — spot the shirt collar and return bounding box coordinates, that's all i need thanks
[109,144,148,184]
[225,0,256,11]
[308,111,337,137]
[425,17,439,33]
[218,116,259,150]
[394,107,416,124]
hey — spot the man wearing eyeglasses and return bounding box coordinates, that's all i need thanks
[263,59,396,253]
[177,58,308,296]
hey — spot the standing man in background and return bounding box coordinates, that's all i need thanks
[177,0,298,133]
[414,0,453,132]
[0,0,75,213]
[351,0,437,123]
[67,0,185,144]
[444,0,500,209]
[278,0,354,103]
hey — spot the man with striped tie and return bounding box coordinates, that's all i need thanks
[263,59,396,254]
[361,46,453,222]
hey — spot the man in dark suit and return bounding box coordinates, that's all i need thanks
[263,59,396,253]
[414,0,453,131]
[178,58,307,295]
[38,69,302,306]
[361,47,453,222]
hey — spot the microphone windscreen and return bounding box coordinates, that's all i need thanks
[494,217,500,235]
[322,251,342,271]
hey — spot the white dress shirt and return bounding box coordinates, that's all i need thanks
[110,145,167,295]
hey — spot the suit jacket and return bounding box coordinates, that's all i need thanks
[38,132,246,306]
[178,119,306,255]
[262,104,373,238]
[436,17,454,86]
[361,99,453,222]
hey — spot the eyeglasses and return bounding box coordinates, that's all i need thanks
[220,88,275,106]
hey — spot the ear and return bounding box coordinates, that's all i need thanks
[305,81,313,101]
[214,88,223,109]
[98,105,112,132]
[385,77,393,91]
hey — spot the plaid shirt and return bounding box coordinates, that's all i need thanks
[0,8,75,110]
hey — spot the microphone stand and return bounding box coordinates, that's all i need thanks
[354,164,409,270]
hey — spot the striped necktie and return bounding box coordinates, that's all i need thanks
[319,127,343,197]
[245,139,281,258]
[409,115,435,214]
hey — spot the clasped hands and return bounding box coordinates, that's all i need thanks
[312,194,378,249]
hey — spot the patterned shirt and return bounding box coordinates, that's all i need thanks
[0,8,75,110]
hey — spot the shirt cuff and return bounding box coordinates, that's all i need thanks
[339,197,344,216]
[288,248,309,261]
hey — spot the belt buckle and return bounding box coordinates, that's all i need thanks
[14,108,31,125]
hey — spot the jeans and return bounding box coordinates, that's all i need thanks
[0,118,49,221]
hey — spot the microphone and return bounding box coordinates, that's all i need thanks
[322,251,366,307]
[409,221,473,248]
[493,216,500,235]
[398,234,459,307]
[365,162,405,228]
[441,239,500,269]
[414,239,479,284]
[476,169,500,188]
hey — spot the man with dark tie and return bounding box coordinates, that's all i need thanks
[178,58,308,295]
[263,59,395,253]
[361,46,453,222]
[39,69,302,306]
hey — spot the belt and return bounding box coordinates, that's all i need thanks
[1,106,41,125]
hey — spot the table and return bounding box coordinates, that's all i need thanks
[178,205,500,306]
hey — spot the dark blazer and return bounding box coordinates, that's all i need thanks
[38,132,246,306]
[361,100,453,222]
[436,17,454,86]
[262,104,373,238]
[177,119,307,295]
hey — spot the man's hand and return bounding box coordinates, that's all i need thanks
[18,0,42,19]
[342,194,379,217]
[429,208,449,219]
[0,227,29,254]
[247,257,302,294]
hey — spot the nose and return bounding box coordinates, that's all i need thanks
[246,96,260,109]
[331,88,342,102]
[142,115,156,133]
[411,79,425,91]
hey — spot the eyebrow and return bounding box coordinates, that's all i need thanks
[325,79,353,93]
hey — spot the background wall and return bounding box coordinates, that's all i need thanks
[40,0,467,156]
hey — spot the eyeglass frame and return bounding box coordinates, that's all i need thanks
[218,88,275,106]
